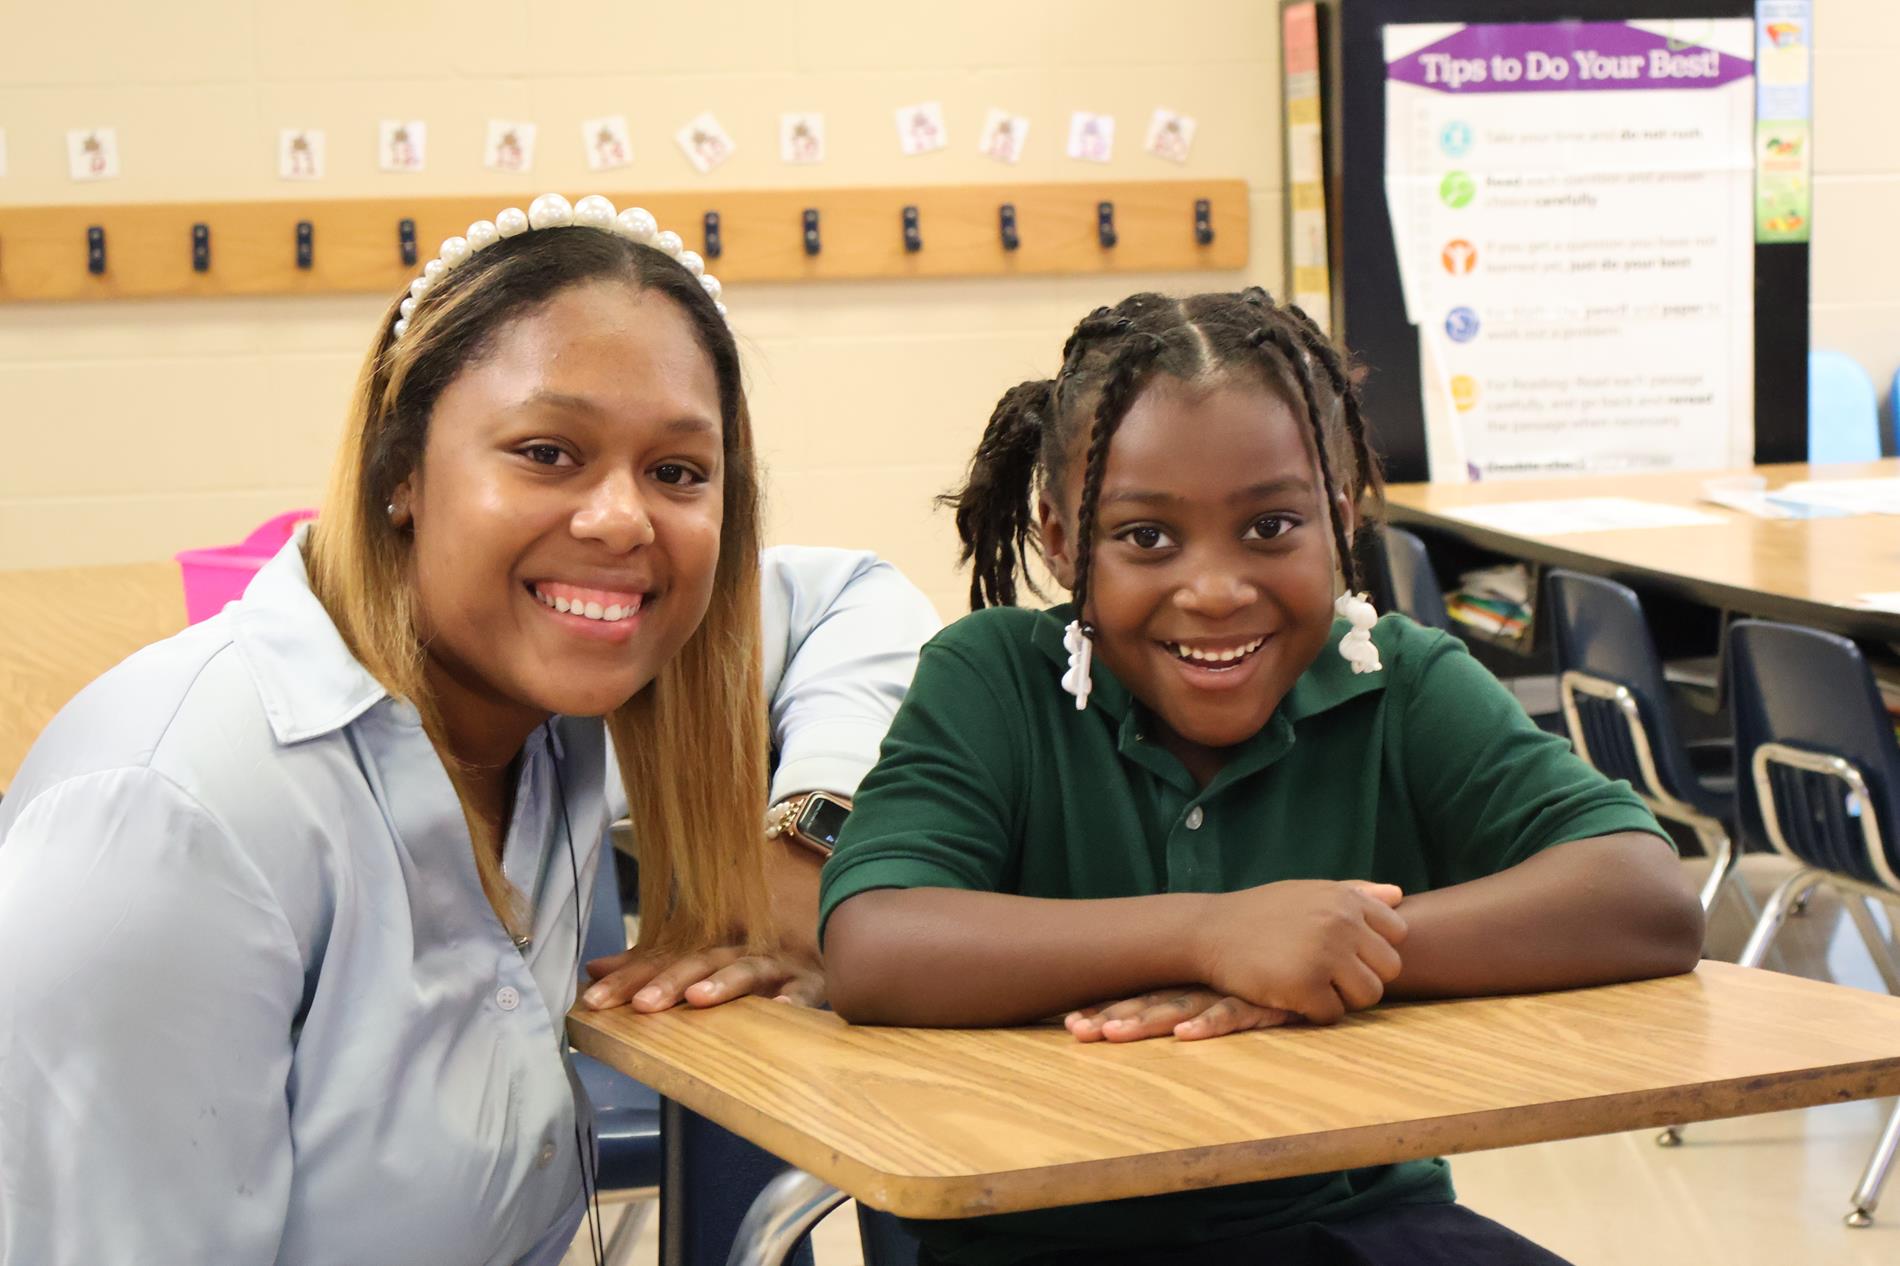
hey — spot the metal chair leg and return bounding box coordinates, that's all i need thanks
[604,1198,656,1266]
[1847,1100,1900,1228]
[723,1169,847,1266]
[1693,824,1735,918]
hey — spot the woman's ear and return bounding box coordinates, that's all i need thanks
[388,476,415,529]
[1035,491,1078,591]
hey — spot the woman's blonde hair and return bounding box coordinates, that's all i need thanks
[306,228,773,954]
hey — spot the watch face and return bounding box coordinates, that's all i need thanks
[796,795,851,850]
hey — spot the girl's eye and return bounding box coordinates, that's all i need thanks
[1244,515,1298,541]
[520,443,572,467]
[653,463,709,487]
[1120,525,1176,550]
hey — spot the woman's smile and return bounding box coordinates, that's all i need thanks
[526,579,652,642]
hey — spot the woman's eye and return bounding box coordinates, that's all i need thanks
[1121,525,1175,550]
[521,444,571,467]
[1244,515,1297,541]
[653,463,708,487]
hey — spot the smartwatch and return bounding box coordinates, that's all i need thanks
[765,791,852,859]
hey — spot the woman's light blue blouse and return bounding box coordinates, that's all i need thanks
[0,537,938,1266]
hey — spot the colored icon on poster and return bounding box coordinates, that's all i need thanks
[1450,375,1480,412]
[1439,121,1474,158]
[1439,171,1475,209]
[1444,307,1481,343]
[1441,239,1477,275]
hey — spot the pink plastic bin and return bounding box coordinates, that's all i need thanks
[175,509,318,624]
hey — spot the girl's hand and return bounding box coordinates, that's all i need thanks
[1191,879,1407,1025]
[579,945,825,1011]
[1065,990,1292,1043]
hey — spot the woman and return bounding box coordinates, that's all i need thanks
[0,196,936,1266]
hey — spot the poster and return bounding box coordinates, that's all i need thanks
[1283,3,1333,333]
[1755,1,1812,243]
[1384,20,1755,482]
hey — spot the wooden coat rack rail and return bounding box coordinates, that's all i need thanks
[0,180,1248,303]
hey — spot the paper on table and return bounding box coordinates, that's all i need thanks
[1769,479,1900,517]
[1440,498,1727,535]
[1857,592,1900,614]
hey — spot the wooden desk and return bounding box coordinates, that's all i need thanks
[0,562,186,790]
[1383,461,1900,644]
[570,961,1900,1223]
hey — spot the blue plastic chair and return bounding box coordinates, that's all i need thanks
[1543,571,1738,915]
[1722,620,1900,1226]
[1810,350,1882,464]
[1379,526,1451,631]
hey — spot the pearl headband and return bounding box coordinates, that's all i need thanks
[391,192,728,340]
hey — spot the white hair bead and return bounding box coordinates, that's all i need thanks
[409,276,432,300]
[422,259,446,282]
[573,194,617,228]
[616,207,659,244]
[438,236,470,267]
[699,273,723,301]
[392,318,409,337]
[528,192,574,230]
[466,220,500,251]
[714,300,728,318]
[677,249,705,278]
[496,207,529,237]
[654,230,684,259]
[399,296,417,319]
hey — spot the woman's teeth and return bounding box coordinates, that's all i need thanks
[534,587,643,623]
[1166,637,1265,665]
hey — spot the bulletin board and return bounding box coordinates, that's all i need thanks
[1293,0,1809,484]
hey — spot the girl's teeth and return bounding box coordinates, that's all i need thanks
[555,597,571,613]
[583,602,603,619]
[604,605,623,620]
[536,586,641,622]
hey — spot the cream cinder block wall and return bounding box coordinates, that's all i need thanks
[0,0,1282,616]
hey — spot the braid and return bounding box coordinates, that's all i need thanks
[1070,331,1168,624]
[1283,303,1383,503]
[939,379,1054,609]
[1250,324,1361,594]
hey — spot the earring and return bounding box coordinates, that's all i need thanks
[1061,620,1095,711]
[386,502,397,519]
[1335,593,1382,674]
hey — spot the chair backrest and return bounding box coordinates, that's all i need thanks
[1543,570,1700,800]
[1726,620,1900,888]
[1810,350,1881,464]
[582,835,629,972]
[1379,526,1451,630]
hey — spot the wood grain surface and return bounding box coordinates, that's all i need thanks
[1383,461,1900,641]
[0,181,1247,302]
[0,562,185,789]
[569,962,1900,1219]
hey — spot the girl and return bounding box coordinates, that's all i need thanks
[819,288,1704,1266]
[0,195,936,1265]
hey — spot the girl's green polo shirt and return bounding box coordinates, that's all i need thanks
[820,604,1666,1266]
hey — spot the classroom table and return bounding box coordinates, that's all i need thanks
[1383,460,1900,644]
[569,961,1900,1266]
[0,561,186,791]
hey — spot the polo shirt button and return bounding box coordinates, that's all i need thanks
[1185,806,1204,830]
[537,1141,557,1168]
[496,985,521,1011]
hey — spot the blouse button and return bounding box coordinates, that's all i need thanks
[496,985,521,1011]
[1184,806,1205,830]
[537,1141,557,1168]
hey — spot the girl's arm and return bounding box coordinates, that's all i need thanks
[1385,831,1704,998]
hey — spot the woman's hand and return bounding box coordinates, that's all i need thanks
[579,945,824,1011]
[1065,989,1292,1043]
[1190,879,1408,1025]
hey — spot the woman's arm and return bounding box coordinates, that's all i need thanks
[0,769,301,1264]
[1387,831,1704,998]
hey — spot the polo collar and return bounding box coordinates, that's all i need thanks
[229,525,393,745]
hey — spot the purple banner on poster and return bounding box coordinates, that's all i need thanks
[1388,22,1752,94]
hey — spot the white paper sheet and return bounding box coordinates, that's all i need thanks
[1440,497,1726,535]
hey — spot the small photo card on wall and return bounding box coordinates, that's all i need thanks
[484,120,537,173]
[896,102,948,156]
[378,120,427,173]
[66,128,121,181]
[978,109,1029,164]
[1066,112,1115,163]
[779,113,826,164]
[582,115,633,172]
[676,112,735,174]
[278,129,325,181]
[1145,108,1197,164]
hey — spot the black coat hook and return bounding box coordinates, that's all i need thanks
[999,203,1020,252]
[192,223,211,273]
[802,208,821,256]
[1194,199,1214,247]
[296,220,314,270]
[398,218,418,267]
[1097,201,1117,249]
[703,211,723,259]
[86,226,107,275]
[901,205,922,253]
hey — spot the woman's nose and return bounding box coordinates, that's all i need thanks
[570,470,656,552]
